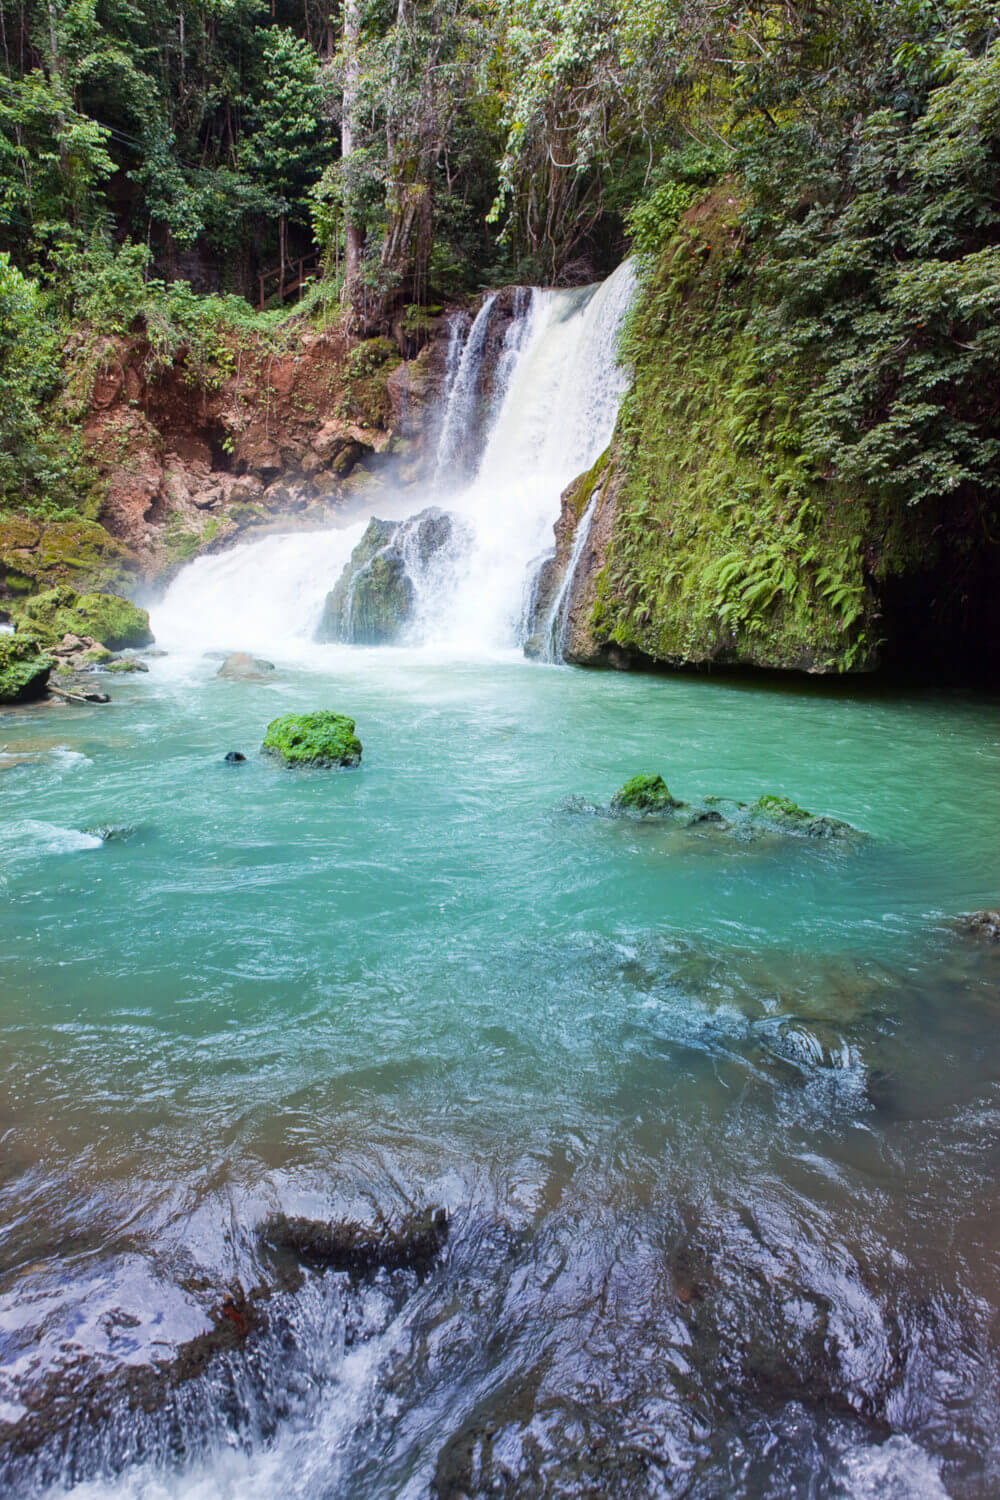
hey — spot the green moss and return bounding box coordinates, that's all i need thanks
[750,794,810,823]
[0,514,137,600]
[748,793,859,839]
[564,447,611,520]
[13,586,153,649]
[0,634,54,702]
[610,773,682,813]
[341,337,403,429]
[592,186,878,674]
[261,710,362,768]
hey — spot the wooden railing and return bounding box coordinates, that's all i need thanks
[257,253,321,310]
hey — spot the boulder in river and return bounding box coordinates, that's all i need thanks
[261,710,362,768]
[317,507,462,644]
[0,635,54,703]
[217,652,276,681]
[13,586,154,651]
[611,773,683,814]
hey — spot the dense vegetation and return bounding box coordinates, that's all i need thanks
[2,0,1000,666]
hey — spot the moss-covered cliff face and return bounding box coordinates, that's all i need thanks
[561,188,1000,677]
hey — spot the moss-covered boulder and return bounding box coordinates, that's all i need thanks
[611,773,683,814]
[0,634,54,703]
[14,586,153,650]
[317,509,460,645]
[748,794,856,839]
[318,518,407,644]
[262,711,362,768]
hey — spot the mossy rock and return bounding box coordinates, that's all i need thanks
[14,586,153,651]
[0,634,54,703]
[262,711,362,768]
[750,794,811,825]
[748,793,857,840]
[611,773,683,814]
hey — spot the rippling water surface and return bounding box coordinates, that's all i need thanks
[1,646,999,1498]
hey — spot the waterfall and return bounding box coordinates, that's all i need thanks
[433,293,498,480]
[155,260,635,661]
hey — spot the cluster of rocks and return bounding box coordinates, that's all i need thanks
[0,586,155,705]
[571,773,866,842]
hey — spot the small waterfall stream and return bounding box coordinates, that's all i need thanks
[156,261,635,660]
[433,292,499,480]
[541,494,598,662]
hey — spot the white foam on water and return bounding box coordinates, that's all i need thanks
[837,1435,951,1497]
[1,819,103,857]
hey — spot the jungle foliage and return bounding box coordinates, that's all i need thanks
[3,0,1000,557]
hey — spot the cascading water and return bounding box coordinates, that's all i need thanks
[540,494,598,662]
[155,260,636,660]
[432,292,498,480]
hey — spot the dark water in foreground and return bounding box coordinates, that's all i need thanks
[1,649,999,1497]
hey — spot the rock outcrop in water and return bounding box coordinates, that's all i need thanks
[600,775,862,840]
[610,773,682,813]
[317,507,462,644]
[959,910,1000,942]
[218,652,276,680]
[262,711,362,767]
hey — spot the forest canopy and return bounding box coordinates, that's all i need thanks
[3,0,1000,519]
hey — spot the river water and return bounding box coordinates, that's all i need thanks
[2,269,1000,1498]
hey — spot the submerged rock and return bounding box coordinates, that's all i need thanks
[217,652,276,681]
[960,909,1000,943]
[0,635,54,703]
[261,710,362,768]
[13,586,154,651]
[749,794,858,840]
[261,1207,449,1279]
[317,507,461,644]
[224,750,247,764]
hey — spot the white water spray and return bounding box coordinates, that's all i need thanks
[155,260,635,660]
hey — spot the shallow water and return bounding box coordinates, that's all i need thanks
[1,644,999,1498]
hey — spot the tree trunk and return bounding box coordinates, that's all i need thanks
[341,0,364,312]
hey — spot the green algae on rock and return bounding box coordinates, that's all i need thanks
[611,773,682,813]
[748,794,858,840]
[13,586,153,651]
[261,711,362,768]
[0,635,55,703]
[604,774,861,841]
